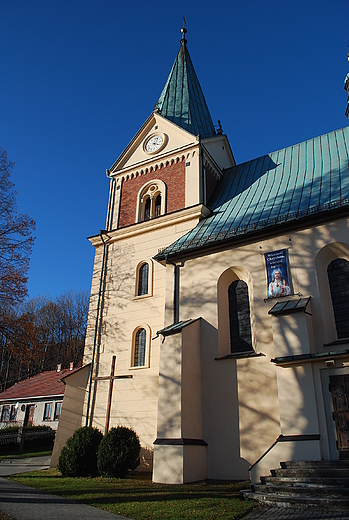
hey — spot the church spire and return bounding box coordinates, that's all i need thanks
[345,49,349,118]
[155,23,216,138]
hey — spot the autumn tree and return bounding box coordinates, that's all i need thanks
[0,291,89,390]
[0,148,36,389]
[0,148,35,307]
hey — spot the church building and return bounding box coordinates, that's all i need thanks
[52,28,349,485]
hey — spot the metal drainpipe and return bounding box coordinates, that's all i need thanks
[166,257,182,324]
[85,230,110,426]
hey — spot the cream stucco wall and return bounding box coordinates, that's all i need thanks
[51,365,90,467]
[174,217,349,473]
[83,209,206,470]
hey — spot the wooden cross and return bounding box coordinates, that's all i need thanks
[93,355,132,433]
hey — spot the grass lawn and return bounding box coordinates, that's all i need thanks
[8,469,257,519]
[0,449,52,460]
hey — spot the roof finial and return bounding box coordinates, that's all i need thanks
[180,16,187,45]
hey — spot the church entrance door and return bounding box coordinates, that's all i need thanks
[330,374,349,459]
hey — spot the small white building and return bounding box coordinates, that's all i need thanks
[0,365,74,430]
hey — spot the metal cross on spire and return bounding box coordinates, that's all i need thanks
[181,16,187,44]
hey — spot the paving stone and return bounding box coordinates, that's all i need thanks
[0,478,130,520]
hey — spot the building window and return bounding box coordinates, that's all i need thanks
[144,197,151,220]
[137,180,166,222]
[138,263,149,296]
[1,406,10,422]
[54,402,62,421]
[228,280,253,353]
[155,194,162,217]
[134,328,146,367]
[327,258,349,339]
[135,261,153,298]
[9,405,17,422]
[43,403,52,421]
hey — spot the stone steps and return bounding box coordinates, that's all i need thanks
[241,460,349,511]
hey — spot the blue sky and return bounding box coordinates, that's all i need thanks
[1,0,348,299]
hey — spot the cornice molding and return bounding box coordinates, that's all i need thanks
[110,142,200,185]
[89,204,211,247]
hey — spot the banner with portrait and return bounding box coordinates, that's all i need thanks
[264,249,292,299]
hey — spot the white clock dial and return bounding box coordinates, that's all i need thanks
[145,135,164,153]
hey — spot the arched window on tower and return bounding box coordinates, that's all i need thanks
[133,328,146,367]
[228,280,253,353]
[155,194,162,217]
[327,258,349,339]
[137,181,166,222]
[137,263,149,296]
[144,197,151,221]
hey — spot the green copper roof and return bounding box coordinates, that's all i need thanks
[155,126,349,260]
[155,34,216,138]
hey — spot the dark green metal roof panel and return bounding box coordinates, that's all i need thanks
[268,297,311,316]
[156,41,216,138]
[155,126,349,260]
[155,318,199,338]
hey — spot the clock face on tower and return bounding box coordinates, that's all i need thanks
[144,133,166,154]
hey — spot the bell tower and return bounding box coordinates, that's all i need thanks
[105,26,235,233]
[54,25,235,475]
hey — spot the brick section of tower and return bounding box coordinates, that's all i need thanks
[118,160,186,228]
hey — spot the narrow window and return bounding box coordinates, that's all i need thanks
[138,263,149,296]
[134,328,146,367]
[155,194,162,217]
[144,198,151,220]
[228,280,253,353]
[54,402,62,420]
[43,403,52,421]
[327,258,349,339]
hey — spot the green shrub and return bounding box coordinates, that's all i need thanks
[58,426,103,477]
[97,426,140,478]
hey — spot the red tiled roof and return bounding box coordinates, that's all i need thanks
[0,368,75,401]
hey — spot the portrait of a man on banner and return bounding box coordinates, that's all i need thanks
[265,249,292,298]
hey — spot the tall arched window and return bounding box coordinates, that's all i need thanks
[327,258,349,339]
[228,280,253,353]
[138,263,149,296]
[134,328,146,367]
[137,181,166,222]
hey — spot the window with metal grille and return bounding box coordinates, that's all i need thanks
[134,328,146,366]
[228,280,253,353]
[138,263,149,296]
[43,402,52,421]
[327,258,349,339]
